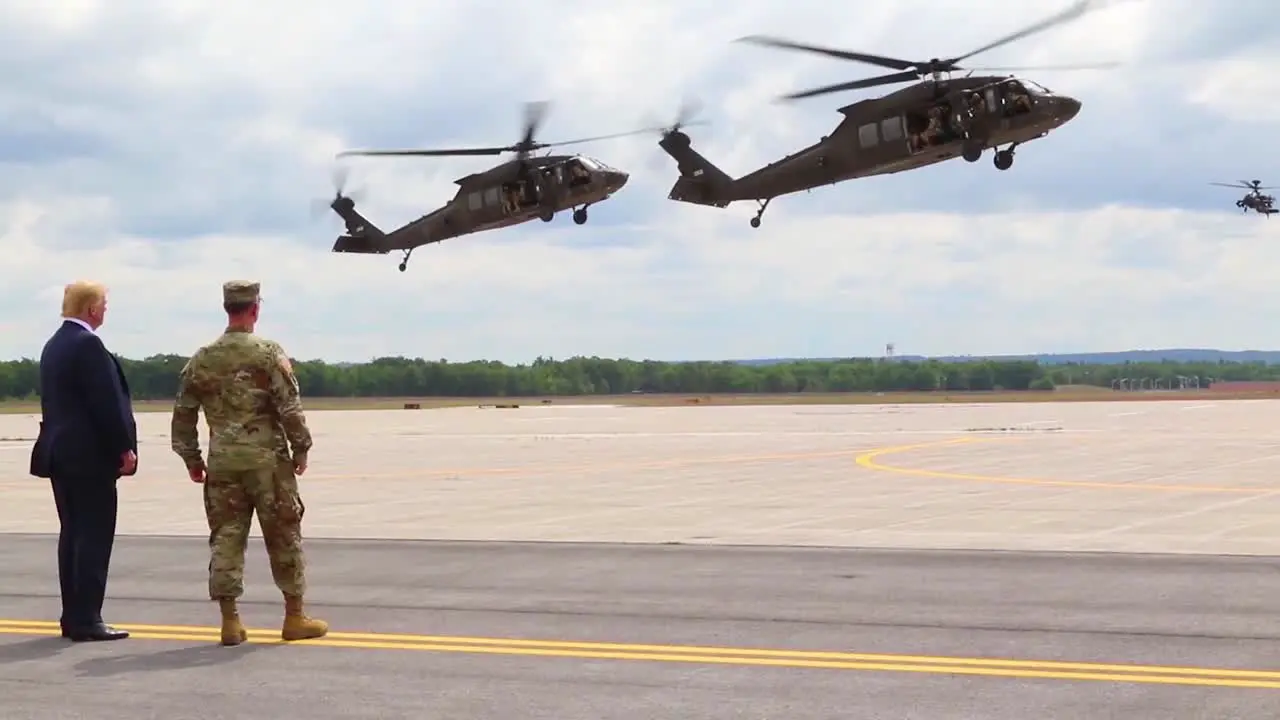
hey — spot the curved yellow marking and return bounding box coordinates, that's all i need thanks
[855,437,1265,494]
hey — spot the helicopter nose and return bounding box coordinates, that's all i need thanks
[605,170,629,193]
[1059,96,1081,122]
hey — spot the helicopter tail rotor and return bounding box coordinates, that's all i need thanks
[633,98,707,169]
[311,165,367,220]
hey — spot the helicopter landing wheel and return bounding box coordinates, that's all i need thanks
[398,249,412,272]
[573,206,588,225]
[993,149,1014,171]
[540,209,555,222]
[962,143,983,163]
[750,198,771,228]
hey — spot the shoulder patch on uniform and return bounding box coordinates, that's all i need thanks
[278,354,293,375]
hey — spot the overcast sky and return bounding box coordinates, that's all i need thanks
[2,0,1278,363]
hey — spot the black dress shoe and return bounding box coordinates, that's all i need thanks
[65,623,129,642]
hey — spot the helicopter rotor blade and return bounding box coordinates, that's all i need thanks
[312,167,367,219]
[950,0,1102,64]
[673,97,703,129]
[541,127,667,149]
[779,71,923,101]
[516,100,551,161]
[734,35,916,72]
[1210,182,1250,189]
[310,189,368,219]
[739,0,1111,102]
[337,147,508,158]
[331,165,349,192]
[965,61,1121,72]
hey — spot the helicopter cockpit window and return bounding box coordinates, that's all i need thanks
[1002,80,1034,116]
[1022,80,1053,96]
[565,158,593,187]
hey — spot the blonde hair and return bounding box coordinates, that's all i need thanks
[61,281,108,318]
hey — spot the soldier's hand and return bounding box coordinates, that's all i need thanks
[188,463,206,484]
[293,455,308,476]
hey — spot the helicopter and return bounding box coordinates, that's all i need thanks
[1210,180,1275,217]
[326,102,639,272]
[658,0,1113,228]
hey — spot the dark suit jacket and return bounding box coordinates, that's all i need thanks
[30,320,138,481]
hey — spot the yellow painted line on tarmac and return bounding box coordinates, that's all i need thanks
[855,437,1264,494]
[2,620,1278,689]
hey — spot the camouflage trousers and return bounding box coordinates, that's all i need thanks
[203,461,308,600]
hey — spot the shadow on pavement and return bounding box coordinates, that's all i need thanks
[0,636,69,663]
[74,643,273,677]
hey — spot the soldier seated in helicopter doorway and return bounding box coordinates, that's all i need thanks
[907,105,948,151]
[924,104,955,146]
[501,184,520,214]
[965,92,984,121]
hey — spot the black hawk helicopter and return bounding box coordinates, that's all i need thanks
[657,0,1115,228]
[325,102,644,272]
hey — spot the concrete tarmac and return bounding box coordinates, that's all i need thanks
[3,399,1280,717]
[5,399,1280,553]
[4,535,1280,719]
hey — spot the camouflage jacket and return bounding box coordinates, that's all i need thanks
[170,328,312,471]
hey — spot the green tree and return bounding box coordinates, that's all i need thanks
[1,354,1274,401]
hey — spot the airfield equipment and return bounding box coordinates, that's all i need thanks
[328,102,639,271]
[659,0,1113,228]
[1211,180,1275,217]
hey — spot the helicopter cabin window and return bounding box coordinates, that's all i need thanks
[857,123,878,149]
[985,88,998,114]
[483,187,501,207]
[467,191,483,211]
[879,116,903,142]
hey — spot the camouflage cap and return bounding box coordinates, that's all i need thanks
[222,281,261,305]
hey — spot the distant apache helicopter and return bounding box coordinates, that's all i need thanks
[1210,180,1275,217]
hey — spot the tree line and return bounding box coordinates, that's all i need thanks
[2,354,1278,401]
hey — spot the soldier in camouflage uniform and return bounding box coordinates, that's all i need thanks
[170,281,328,646]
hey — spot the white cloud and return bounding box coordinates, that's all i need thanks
[1,0,1278,363]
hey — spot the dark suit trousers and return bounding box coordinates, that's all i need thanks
[49,472,118,628]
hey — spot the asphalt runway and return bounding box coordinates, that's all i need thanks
[5,536,1280,719]
[3,399,1280,717]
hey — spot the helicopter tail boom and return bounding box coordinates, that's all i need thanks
[659,131,733,208]
[329,198,389,254]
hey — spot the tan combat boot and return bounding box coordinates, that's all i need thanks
[281,594,328,641]
[218,598,248,647]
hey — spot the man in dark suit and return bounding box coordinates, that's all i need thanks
[30,281,138,642]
